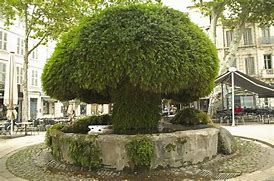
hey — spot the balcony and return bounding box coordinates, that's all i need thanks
[261,69,274,78]
[258,36,274,45]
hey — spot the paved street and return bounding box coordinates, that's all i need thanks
[223,124,274,145]
[224,124,274,181]
[0,133,45,181]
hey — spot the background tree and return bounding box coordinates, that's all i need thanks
[42,4,219,134]
[193,0,274,116]
[0,0,160,122]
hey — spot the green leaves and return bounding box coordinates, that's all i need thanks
[68,135,102,168]
[194,0,274,28]
[43,4,218,104]
[170,108,211,125]
[126,135,155,169]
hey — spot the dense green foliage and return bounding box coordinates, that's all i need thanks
[42,4,219,134]
[112,84,161,134]
[62,115,112,134]
[45,124,64,147]
[170,108,211,125]
[44,124,65,160]
[68,135,102,169]
[126,135,155,169]
[45,125,102,168]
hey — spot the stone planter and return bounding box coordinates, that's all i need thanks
[50,128,219,170]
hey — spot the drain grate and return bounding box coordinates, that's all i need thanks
[214,172,241,180]
[196,169,213,177]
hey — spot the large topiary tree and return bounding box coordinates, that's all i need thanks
[42,4,219,134]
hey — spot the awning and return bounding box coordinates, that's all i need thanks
[215,70,274,97]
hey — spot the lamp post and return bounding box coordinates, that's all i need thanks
[229,67,237,127]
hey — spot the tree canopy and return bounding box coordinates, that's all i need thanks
[194,0,274,29]
[42,4,219,104]
[0,0,159,121]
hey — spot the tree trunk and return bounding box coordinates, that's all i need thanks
[220,22,245,74]
[22,40,29,122]
[209,9,219,44]
[207,22,245,117]
[22,6,29,122]
[61,101,69,117]
[112,84,161,134]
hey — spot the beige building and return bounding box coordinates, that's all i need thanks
[0,17,109,120]
[215,23,274,109]
[0,16,58,120]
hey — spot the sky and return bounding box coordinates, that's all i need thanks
[162,0,210,28]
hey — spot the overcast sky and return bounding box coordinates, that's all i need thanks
[162,0,210,28]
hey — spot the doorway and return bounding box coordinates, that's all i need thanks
[30,98,38,120]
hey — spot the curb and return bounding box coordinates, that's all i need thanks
[234,136,274,148]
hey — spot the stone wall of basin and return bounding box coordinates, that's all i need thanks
[52,128,219,170]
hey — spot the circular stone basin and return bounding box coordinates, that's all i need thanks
[50,128,219,170]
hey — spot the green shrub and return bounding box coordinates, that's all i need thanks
[126,135,155,170]
[96,114,112,125]
[45,124,64,147]
[42,4,219,134]
[68,135,102,169]
[170,108,211,126]
[62,115,112,134]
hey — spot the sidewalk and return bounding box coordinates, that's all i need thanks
[223,124,274,145]
[224,125,274,180]
[0,133,45,181]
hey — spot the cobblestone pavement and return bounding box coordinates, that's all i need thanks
[0,133,45,181]
[223,125,274,181]
[6,138,274,181]
[6,144,207,181]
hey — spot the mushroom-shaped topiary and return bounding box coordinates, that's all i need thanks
[42,4,219,134]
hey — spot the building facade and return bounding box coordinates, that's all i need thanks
[0,17,110,120]
[0,17,57,120]
[215,23,274,109]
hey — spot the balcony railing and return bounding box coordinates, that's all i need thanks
[258,36,274,45]
[261,69,274,78]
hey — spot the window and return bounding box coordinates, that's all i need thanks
[80,105,87,115]
[264,98,269,108]
[245,57,255,75]
[16,38,24,55]
[0,31,7,51]
[0,63,6,83]
[262,27,270,37]
[232,58,237,68]
[16,67,23,84]
[261,27,271,44]
[243,28,253,45]
[226,30,234,47]
[31,70,38,86]
[32,44,38,60]
[264,54,272,69]
[43,101,49,115]
[240,96,254,108]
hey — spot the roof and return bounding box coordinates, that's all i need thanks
[215,69,274,98]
